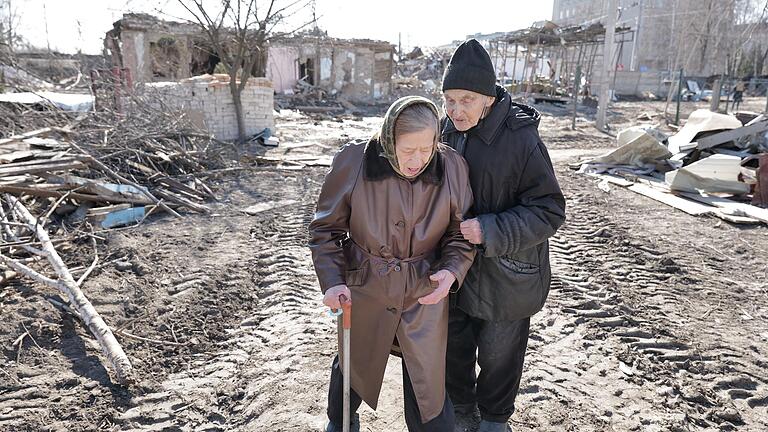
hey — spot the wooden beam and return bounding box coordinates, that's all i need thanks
[0,128,53,146]
[0,159,87,178]
[679,192,768,223]
[0,185,154,205]
[627,183,713,215]
[697,120,768,150]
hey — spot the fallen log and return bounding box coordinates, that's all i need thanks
[1,194,134,384]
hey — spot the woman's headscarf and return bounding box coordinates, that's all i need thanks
[375,96,440,179]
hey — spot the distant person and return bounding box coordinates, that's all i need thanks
[439,39,567,432]
[309,96,476,431]
[733,81,745,111]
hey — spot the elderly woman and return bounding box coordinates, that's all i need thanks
[309,96,475,432]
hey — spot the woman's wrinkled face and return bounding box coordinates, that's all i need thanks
[443,89,495,132]
[395,128,436,178]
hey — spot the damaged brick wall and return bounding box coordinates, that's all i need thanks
[147,75,274,141]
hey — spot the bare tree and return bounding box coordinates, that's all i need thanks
[0,0,21,61]
[733,0,768,76]
[175,0,316,143]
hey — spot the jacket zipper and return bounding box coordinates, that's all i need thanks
[458,132,468,157]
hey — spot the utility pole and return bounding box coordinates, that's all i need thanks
[572,65,582,130]
[596,0,618,131]
[675,68,684,125]
[630,0,644,71]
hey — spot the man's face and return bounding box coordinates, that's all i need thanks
[443,89,494,132]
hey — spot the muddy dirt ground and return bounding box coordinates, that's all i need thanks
[1,97,767,432]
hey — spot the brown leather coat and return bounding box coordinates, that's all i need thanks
[309,136,475,422]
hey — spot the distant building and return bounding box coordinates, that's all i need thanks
[104,13,394,102]
[552,0,736,75]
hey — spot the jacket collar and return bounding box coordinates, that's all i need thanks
[362,137,443,185]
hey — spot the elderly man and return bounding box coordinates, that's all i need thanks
[439,39,566,432]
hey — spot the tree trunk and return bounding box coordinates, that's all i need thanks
[253,46,267,77]
[4,194,134,384]
[230,72,246,144]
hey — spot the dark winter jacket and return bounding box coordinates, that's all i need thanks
[440,85,566,321]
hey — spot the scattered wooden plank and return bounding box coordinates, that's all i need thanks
[87,204,132,217]
[0,128,53,146]
[0,185,154,205]
[697,120,768,150]
[679,192,768,224]
[623,183,759,223]
[153,176,207,201]
[242,200,297,215]
[153,189,210,213]
[0,142,30,154]
[124,160,158,176]
[68,141,182,218]
[0,158,87,178]
[45,174,150,203]
[0,150,36,163]
[587,173,634,187]
[0,175,33,185]
[627,183,714,216]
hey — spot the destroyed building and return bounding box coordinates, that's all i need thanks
[104,14,213,82]
[104,14,394,103]
[266,34,394,102]
[103,14,275,141]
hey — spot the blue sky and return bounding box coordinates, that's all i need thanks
[10,0,554,54]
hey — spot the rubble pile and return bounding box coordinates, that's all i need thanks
[0,92,229,233]
[576,109,768,224]
[389,47,449,101]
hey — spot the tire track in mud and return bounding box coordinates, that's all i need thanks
[114,173,335,432]
[513,191,768,431]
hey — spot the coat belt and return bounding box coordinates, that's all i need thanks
[348,239,436,277]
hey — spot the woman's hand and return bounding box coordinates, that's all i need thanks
[323,284,351,310]
[418,270,456,305]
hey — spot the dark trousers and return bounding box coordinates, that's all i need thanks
[446,307,531,423]
[327,355,455,431]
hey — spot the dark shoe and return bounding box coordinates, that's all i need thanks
[455,404,480,432]
[455,414,479,432]
[477,420,510,432]
[454,402,478,416]
[325,413,360,432]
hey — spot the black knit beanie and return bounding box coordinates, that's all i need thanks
[441,39,496,97]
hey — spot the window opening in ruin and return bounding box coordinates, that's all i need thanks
[150,36,183,79]
[299,57,315,85]
[190,42,220,76]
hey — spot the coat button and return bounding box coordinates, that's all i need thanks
[394,265,401,272]
[395,221,405,228]
[387,307,398,313]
